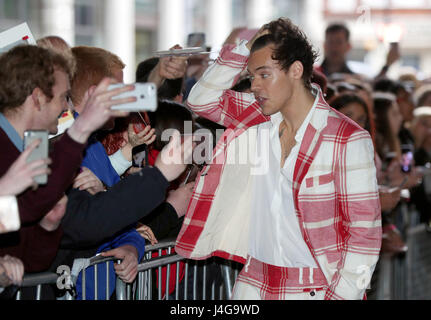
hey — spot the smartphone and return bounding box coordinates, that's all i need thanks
[23,130,49,185]
[154,47,208,57]
[132,144,149,168]
[187,33,206,48]
[401,145,413,173]
[109,83,157,112]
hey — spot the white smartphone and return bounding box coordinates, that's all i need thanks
[154,47,209,57]
[109,82,157,112]
[23,130,49,185]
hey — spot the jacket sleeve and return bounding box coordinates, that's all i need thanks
[186,40,256,128]
[143,202,182,241]
[97,229,146,262]
[60,166,169,249]
[324,131,382,300]
[0,224,64,273]
[17,131,86,224]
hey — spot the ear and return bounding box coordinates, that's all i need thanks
[31,87,44,111]
[289,61,304,81]
[87,85,97,97]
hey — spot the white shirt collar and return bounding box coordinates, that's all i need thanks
[269,86,319,143]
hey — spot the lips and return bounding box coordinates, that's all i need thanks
[255,96,267,107]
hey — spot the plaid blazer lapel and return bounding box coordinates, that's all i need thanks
[292,96,330,206]
[212,101,269,160]
[227,101,269,131]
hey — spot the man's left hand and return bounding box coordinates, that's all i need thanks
[101,245,139,283]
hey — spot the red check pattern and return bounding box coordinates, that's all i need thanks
[232,256,328,300]
[176,43,381,300]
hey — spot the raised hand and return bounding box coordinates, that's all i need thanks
[0,139,51,195]
[73,167,105,195]
[68,78,136,144]
[154,131,194,182]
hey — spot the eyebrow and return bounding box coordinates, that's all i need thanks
[247,66,272,74]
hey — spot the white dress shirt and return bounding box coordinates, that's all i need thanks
[248,90,319,268]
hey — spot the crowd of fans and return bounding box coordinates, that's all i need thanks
[0,19,430,300]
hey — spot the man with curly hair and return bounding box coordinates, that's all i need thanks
[176,18,381,300]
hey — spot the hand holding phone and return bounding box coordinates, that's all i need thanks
[109,83,157,112]
[23,130,49,185]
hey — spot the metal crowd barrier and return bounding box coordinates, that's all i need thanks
[116,239,243,300]
[14,255,122,300]
[11,239,242,300]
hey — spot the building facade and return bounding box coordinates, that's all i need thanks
[0,0,430,82]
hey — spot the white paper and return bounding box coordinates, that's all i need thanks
[0,22,36,53]
[0,196,20,234]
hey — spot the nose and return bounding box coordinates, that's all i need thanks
[250,77,260,95]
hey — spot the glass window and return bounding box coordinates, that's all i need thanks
[136,0,157,15]
[232,0,247,27]
[75,35,94,46]
[3,0,19,19]
[401,55,420,69]
[136,29,155,65]
[0,0,29,20]
[75,4,94,26]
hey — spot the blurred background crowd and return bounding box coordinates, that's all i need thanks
[0,0,431,300]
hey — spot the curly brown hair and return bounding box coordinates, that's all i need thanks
[0,45,70,114]
[251,18,319,90]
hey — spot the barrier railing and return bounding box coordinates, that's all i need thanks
[11,239,242,301]
[116,239,243,300]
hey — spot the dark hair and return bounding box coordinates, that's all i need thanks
[373,96,401,160]
[330,93,371,132]
[416,86,431,107]
[231,77,251,93]
[311,69,327,94]
[251,18,318,90]
[0,45,70,114]
[325,23,350,41]
[136,57,183,100]
[373,78,406,96]
[195,116,225,148]
[148,100,193,151]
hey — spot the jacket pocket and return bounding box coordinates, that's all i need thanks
[305,173,334,188]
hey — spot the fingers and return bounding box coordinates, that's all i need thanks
[21,139,41,159]
[136,125,152,137]
[89,80,136,114]
[169,44,182,50]
[145,134,156,145]
[115,262,137,283]
[112,253,138,283]
[137,225,158,245]
[159,55,187,79]
[2,255,24,285]
[73,168,103,193]
[181,135,194,163]
[184,181,196,191]
[29,165,51,179]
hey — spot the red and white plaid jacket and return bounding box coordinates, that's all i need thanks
[175,43,382,300]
